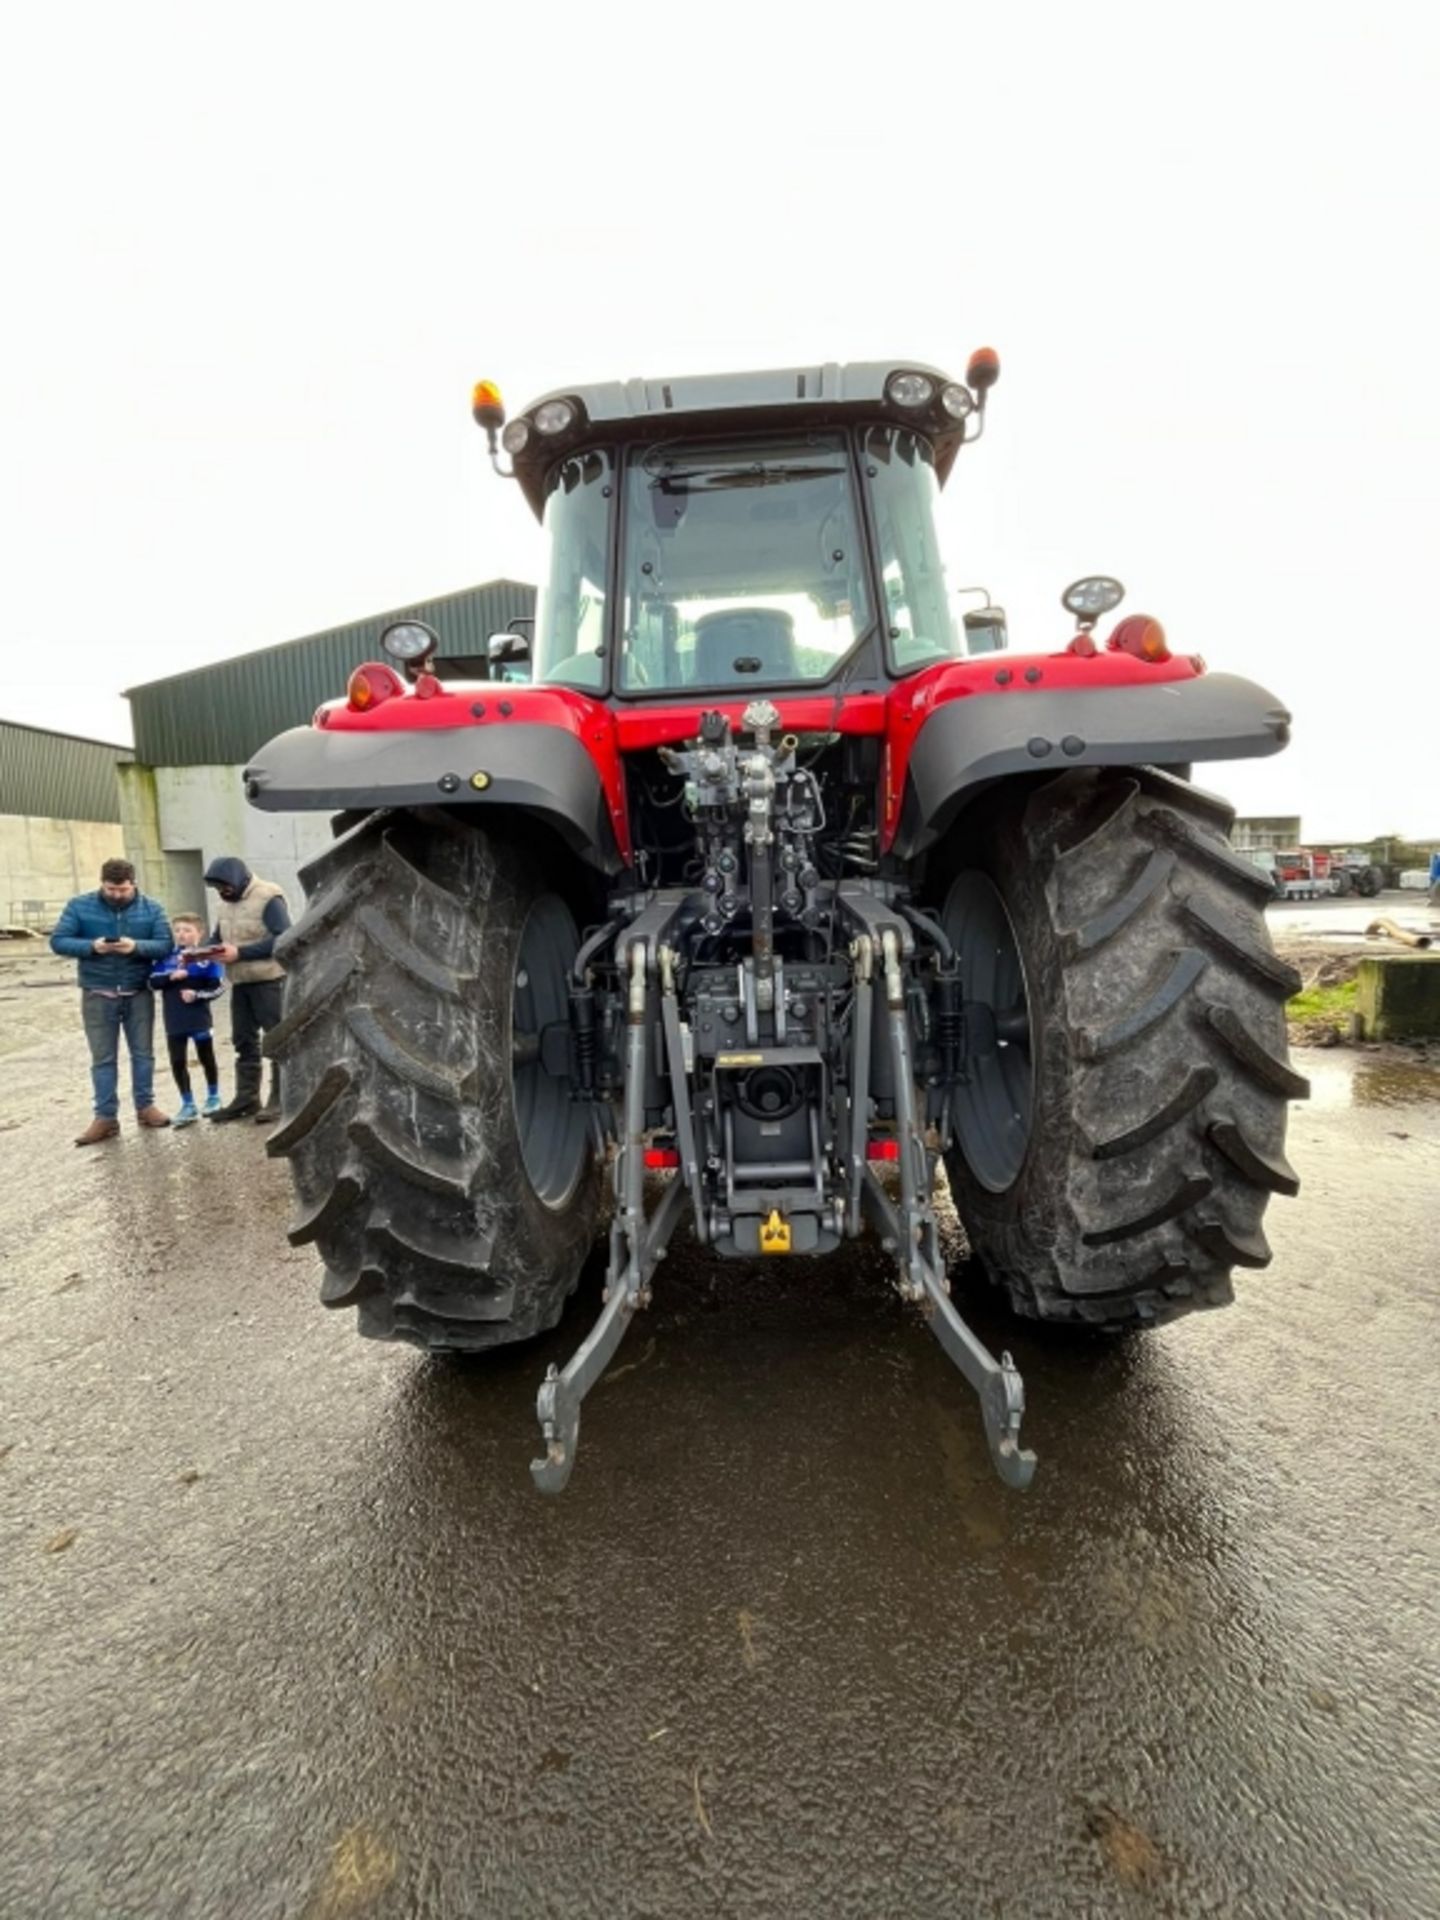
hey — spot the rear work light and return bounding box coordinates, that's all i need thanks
[347,662,405,712]
[1108,615,1171,663]
[534,399,576,435]
[887,372,934,408]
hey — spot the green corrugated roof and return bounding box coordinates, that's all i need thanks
[0,720,133,823]
[126,578,535,768]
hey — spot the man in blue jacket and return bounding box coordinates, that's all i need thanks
[50,858,174,1145]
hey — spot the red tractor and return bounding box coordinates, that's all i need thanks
[246,354,1305,1492]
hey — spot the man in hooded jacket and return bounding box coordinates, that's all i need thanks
[204,856,292,1123]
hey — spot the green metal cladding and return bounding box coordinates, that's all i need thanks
[0,720,133,823]
[127,579,535,768]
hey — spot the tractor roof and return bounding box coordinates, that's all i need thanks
[507,359,970,517]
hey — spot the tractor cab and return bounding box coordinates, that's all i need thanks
[472,358,1003,700]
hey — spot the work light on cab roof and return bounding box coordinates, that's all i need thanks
[244,345,1304,1511]
[1062,576,1126,626]
[380,619,439,677]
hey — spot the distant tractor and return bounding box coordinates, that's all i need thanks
[1327,849,1386,898]
[244,353,1307,1493]
[1254,848,1385,900]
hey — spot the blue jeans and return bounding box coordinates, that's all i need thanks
[81,991,156,1117]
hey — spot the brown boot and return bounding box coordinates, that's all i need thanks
[75,1116,120,1147]
[136,1106,172,1129]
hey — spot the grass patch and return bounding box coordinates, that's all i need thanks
[1288,978,1358,1021]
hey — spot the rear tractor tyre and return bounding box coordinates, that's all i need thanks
[938,768,1308,1330]
[265,809,602,1351]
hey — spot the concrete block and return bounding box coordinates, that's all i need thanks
[1355,955,1440,1041]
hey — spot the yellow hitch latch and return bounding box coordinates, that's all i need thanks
[760,1209,792,1255]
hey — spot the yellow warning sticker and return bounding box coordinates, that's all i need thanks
[760,1209,792,1254]
[716,1052,765,1069]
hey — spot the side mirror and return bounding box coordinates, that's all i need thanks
[963,606,1009,654]
[488,631,531,676]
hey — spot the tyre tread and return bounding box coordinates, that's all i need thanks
[1063,848,1176,958]
[1078,948,1207,1059]
[1176,890,1302,996]
[942,767,1305,1332]
[1089,1066,1218,1160]
[1205,1001,1311,1099]
[268,811,601,1353]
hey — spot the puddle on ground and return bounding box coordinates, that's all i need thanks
[1299,1050,1440,1112]
[1350,1060,1440,1107]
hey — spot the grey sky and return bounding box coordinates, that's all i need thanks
[3,4,1436,837]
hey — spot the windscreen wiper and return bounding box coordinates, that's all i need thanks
[653,465,847,493]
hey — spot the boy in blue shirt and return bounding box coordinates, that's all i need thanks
[149,914,226,1125]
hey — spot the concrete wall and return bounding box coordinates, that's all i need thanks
[1356,955,1440,1040]
[0,814,126,925]
[118,763,332,920]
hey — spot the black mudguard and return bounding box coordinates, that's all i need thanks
[894,670,1291,858]
[244,722,623,874]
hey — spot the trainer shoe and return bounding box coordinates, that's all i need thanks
[202,1090,222,1116]
[173,1097,199,1128]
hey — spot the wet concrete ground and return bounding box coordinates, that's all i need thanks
[1268,891,1438,938]
[2,949,1439,1918]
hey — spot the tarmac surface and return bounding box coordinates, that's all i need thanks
[1266,889,1438,938]
[2,942,1438,1919]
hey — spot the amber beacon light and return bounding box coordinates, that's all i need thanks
[471,380,506,447]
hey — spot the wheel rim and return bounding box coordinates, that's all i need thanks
[943,869,1034,1194]
[511,894,590,1210]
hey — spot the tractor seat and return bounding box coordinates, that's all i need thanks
[693,608,797,684]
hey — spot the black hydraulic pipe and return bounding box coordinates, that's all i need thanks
[899,902,955,965]
[750,838,776,1005]
[573,916,623,986]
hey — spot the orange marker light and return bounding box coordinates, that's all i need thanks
[1108,615,1170,664]
[347,663,404,712]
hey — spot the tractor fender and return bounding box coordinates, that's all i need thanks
[892,670,1291,858]
[244,721,624,873]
